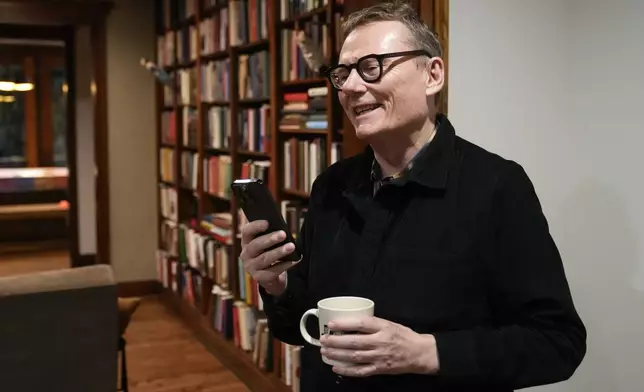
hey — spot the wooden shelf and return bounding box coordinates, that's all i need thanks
[280,6,329,26]
[154,1,447,390]
[154,1,353,390]
[281,188,309,198]
[279,127,328,135]
[239,97,270,105]
[238,149,271,158]
[281,77,327,87]
[201,49,228,62]
[233,39,269,54]
[160,289,291,392]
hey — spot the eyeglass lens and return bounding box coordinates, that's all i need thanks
[330,56,381,88]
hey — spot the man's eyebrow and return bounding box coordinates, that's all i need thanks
[338,56,361,65]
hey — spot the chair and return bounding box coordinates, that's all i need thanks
[0,264,118,392]
[117,297,141,392]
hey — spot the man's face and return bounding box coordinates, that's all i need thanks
[337,21,431,140]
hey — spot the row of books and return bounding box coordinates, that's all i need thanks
[157,0,269,63]
[178,68,198,105]
[281,20,329,82]
[199,7,228,55]
[237,199,308,242]
[159,184,178,222]
[204,154,232,199]
[160,106,227,151]
[164,140,340,196]
[210,157,269,199]
[159,147,176,184]
[176,24,199,64]
[206,106,230,149]
[279,0,344,21]
[239,51,270,100]
[164,50,267,105]
[239,105,271,153]
[281,87,328,131]
[156,204,302,388]
[283,137,342,193]
[156,250,302,391]
[181,151,199,191]
[202,59,231,102]
[160,111,177,145]
[171,151,272,197]
[156,0,196,33]
[230,0,269,46]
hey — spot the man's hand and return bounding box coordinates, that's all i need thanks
[239,220,297,296]
[319,316,439,377]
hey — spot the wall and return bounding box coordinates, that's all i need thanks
[449,1,643,391]
[105,0,158,282]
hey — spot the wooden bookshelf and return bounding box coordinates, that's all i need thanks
[154,0,346,391]
[153,1,448,391]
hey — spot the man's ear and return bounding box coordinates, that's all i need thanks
[425,57,445,97]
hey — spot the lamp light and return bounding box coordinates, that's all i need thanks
[0,81,15,91]
[0,81,35,92]
[13,82,34,91]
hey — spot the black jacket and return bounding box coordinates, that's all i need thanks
[259,114,586,391]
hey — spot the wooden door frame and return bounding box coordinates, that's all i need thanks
[0,0,113,267]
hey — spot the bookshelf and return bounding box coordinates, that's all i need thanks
[154,1,346,391]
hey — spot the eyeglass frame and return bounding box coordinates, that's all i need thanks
[322,49,433,91]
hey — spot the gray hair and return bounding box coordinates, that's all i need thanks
[341,0,442,61]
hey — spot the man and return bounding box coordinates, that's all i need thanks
[240,1,586,391]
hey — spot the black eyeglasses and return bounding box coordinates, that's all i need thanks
[323,49,431,90]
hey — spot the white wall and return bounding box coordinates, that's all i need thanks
[449,1,644,391]
[106,0,158,282]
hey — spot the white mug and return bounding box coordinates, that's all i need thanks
[299,296,375,366]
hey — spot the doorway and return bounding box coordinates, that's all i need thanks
[0,38,70,274]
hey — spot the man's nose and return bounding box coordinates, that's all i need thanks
[341,68,367,94]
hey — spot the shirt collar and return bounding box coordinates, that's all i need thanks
[366,113,456,191]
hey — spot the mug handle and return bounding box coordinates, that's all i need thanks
[299,308,321,346]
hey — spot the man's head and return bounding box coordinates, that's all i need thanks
[330,1,444,141]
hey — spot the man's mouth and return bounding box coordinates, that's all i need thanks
[354,104,382,116]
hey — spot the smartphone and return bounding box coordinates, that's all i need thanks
[231,178,302,272]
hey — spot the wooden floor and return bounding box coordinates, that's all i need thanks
[124,295,251,392]
[0,248,69,277]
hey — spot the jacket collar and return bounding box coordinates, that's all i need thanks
[343,113,457,195]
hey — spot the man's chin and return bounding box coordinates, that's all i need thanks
[354,123,383,140]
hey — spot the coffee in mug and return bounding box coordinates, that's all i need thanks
[299,296,375,366]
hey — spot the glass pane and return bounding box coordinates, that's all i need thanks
[0,64,26,168]
[50,68,67,167]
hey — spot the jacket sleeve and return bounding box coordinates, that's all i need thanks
[258,181,319,346]
[433,161,587,389]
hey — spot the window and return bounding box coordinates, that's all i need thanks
[0,64,27,168]
[0,44,67,169]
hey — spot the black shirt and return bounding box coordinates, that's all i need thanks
[259,114,586,392]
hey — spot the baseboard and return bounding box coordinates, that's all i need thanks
[117,280,162,298]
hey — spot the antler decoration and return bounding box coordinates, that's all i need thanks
[294,24,326,74]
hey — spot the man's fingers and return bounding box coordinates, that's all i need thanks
[240,220,269,246]
[327,316,383,334]
[252,241,296,270]
[332,363,380,377]
[244,230,287,261]
[320,333,377,350]
[321,348,378,364]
